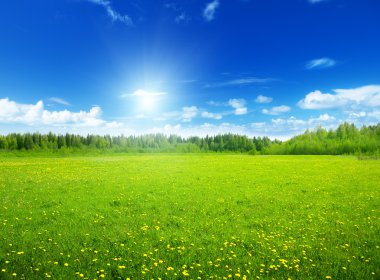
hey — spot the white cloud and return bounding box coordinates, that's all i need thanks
[206,77,273,88]
[228,99,248,115]
[367,110,380,120]
[181,106,198,122]
[203,0,220,21]
[309,0,328,3]
[201,111,222,120]
[87,0,133,26]
[306,57,336,69]
[175,13,189,23]
[255,95,273,104]
[121,89,167,98]
[48,97,71,106]
[144,114,338,140]
[0,98,119,127]
[235,107,247,115]
[207,100,224,106]
[349,111,367,118]
[262,105,291,115]
[265,114,338,139]
[315,113,335,121]
[147,122,248,138]
[228,98,245,108]
[298,85,380,109]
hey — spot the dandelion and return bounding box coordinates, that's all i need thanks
[64,263,69,267]
[326,277,332,279]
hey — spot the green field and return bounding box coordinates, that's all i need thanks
[0,155,379,279]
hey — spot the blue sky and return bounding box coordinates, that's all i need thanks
[0,0,379,139]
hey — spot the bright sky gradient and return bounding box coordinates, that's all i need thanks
[0,0,379,139]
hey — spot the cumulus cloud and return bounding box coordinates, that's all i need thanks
[306,57,336,69]
[203,0,220,21]
[87,0,133,26]
[255,95,273,104]
[228,99,245,108]
[147,122,248,138]
[181,106,198,122]
[0,98,119,127]
[262,105,291,115]
[228,99,247,115]
[144,113,339,140]
[201,111,222,120]
[235,108,247,115]
[265,114,338,139]
[314,113,335,121]
[298,85,380,109]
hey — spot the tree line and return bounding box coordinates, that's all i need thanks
[264,123,380,155]
[0,122,379,155]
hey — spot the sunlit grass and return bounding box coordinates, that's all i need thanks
[0,155,379,279]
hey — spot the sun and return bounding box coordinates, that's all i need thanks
[132,89,166,113]
[139,93,156,111]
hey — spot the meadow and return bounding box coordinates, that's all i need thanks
[0,154,379,279]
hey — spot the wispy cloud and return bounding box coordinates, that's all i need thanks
[297,85,380,109]
[158,106,199,122]
[48,97,71,106]
[207,100,223,106]
[306,57,336,69]
[309,0,329,4]
[262,105,291,115]
[175,13,190,23]
[180,79,197,84]
[203,0,220,22]
[228,99,247,115]
[255,95,273,104]
[87,0,133,26]
[121,89,167,98]
[164,3,190,24]
[206,77,273,88]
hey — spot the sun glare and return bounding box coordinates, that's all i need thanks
[132,89,166,113]
[140,94,156,111]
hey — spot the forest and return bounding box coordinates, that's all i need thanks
[0,122,379,155]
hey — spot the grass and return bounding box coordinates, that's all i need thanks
[0,154,379,279]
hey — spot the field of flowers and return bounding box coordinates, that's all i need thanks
[0,154,379,279]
